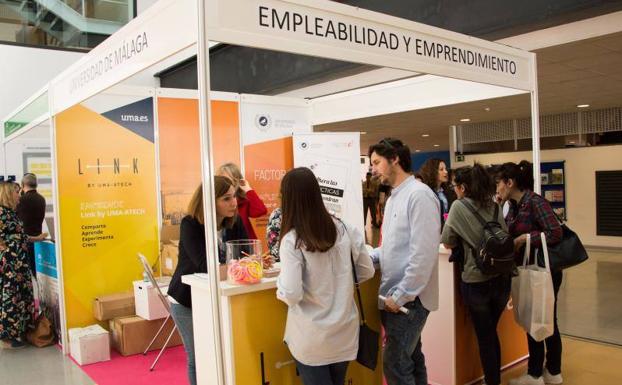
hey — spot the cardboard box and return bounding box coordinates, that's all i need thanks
[109,316,182,356]
[93,292,135,321]
[69,325,111,365]
[133,278,170,320]
[160,240,179,276]
[161,224,180,243]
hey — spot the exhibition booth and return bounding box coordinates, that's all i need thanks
[1,0,546,384]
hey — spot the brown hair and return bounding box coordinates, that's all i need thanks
[279,167,337,252]
[453,163,494,208]
[368,137,412,173]
[187,184,204,224]
[0,182,18,209]
[496,161,534,191]
[214,176,237,229]
[186,176,237,228]
[217,162,246,199]
[419,158,446,191]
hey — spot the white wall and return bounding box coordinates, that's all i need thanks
[453,145,622,248]
[0,45,84,120]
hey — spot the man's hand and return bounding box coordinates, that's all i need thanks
[384,297,401,313]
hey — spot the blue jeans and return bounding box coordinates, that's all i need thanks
[461,275,511,385]
[381,297,430,385]
[170,303,196,385]
[295,360,349,385]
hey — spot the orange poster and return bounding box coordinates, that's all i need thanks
[244,137,293,249]
[157,97,241,226]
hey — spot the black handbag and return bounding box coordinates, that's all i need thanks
[350,251,380,371]
[537,223,589,271]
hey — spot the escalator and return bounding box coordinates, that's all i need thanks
[0,0,130,49]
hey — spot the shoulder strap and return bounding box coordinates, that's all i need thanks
[460,199,487,226]
[461,199,499,226]
[349,251,366,324]
[338,219,366,324]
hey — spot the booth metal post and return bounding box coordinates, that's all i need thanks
[47,89,70,354]
[529,52,542,194]
[197,0,226,383]
[152,94,164,271]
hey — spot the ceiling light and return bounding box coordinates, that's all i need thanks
[460,118,471,122]
[421,134,430,137]
[360,131,367,135]
[484,107,490,112]
[433,144,440,147]
[415,149,421,152]
[577,104,590,108]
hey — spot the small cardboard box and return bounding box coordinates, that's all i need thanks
[161,224,180,243]
[69,325,111,365]
[160,240,179,276]
[133,278,170,320]
[109,316,182,356]
[93,292,135,321]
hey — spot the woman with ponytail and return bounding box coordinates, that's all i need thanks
[441,163,509,385]
[496,161,563,385]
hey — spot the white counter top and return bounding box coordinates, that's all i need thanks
[182,273,278,297]
[182,245,451,298]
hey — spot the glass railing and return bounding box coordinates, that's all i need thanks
[0,0,133,50]
[4,91,48,137]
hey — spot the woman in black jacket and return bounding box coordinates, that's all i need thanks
[167,176,247,385]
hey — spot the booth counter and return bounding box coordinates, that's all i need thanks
[183,246,527,385]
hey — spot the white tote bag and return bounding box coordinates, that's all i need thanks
[511,233,555,341]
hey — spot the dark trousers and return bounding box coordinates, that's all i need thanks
[363,198,378,225]
[381,298,430,385]
[461,274,511,385]
[527,270,563,377]
[27,242,36,277]
[295,360,349,385]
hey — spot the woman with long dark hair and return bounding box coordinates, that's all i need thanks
[167,177,247,385]
[441,163,509,385]
[497,161,563,385]
[419,158,455,227]
[277,167,375,385]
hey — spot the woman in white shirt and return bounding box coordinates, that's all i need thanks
[277,167,375,385]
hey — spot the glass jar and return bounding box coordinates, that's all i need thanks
[226,239,263,285]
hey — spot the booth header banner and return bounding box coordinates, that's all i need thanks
[205,0,535,91]
[50,0,196,115]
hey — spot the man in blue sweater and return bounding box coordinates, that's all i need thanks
[369,138,441,385]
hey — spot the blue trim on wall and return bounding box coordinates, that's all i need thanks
[411,151,451,172]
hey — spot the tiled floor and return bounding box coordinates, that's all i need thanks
[500,337,622,385]
[0,345,93,385]
[558,248,622,345]
[1,337,620,385]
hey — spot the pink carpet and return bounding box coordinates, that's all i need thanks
[77,346,189,385]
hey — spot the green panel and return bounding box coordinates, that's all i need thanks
[4,92,48,137]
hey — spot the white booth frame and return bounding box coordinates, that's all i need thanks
[197,2,540,381]
[7,0,542,383]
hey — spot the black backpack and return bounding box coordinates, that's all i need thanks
[461,200,515,275]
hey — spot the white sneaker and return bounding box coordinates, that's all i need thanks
[543,369,563,384]
[508,374,545,385]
